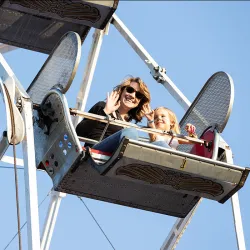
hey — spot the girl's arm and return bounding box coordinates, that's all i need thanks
[178,123,197,144]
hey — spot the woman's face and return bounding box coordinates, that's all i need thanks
[154,108,172,131]
[119,81,143,110]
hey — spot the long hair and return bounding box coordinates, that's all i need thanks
[150,107,180,142]
[113,77,151,123]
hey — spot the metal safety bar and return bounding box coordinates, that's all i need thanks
[70,108,204,145]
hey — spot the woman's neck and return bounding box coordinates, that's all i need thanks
[118,106,130,121]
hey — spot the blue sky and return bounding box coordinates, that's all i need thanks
[0,1,250,249]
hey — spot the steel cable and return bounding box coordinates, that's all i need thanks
[3,191,50,250]
[78,197,116,250]
[4,85,22,250]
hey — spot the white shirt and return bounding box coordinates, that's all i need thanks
[155,135,179,150]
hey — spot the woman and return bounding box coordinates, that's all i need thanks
[76,76,151,152]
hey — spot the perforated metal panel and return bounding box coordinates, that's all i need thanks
[0,8,89,54]
[0,0,119,53]
[1,0,119,29]
[27,32,81,104]
[57,162,200,218]
[56,138,249,217]
[178,72,234,152]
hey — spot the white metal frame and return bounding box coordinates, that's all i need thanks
[21,99,41,250]
[0,12,246,250]
[0,53,41,250]
[225,145,246,250]
[73,27,108,127]
[112,14,191,111]
[1,155,24,166]
[41,191,66,250]
[160,199,202,250]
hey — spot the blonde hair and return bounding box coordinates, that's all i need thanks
[113,77,151,123]
[150,107,180,142]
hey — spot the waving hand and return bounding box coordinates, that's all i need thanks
[104,91,120,115]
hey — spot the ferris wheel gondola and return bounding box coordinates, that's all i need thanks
[0,2,248,248]
[25,32,249,218]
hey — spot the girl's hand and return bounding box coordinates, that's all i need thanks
[142,104,154,122]
[104,91,120,114]
[185,123,197,137]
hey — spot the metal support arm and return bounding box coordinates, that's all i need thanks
[73,28,106,127]
[161,200,201,250]
[22,99,41,250]
[111,14,191,111]
[41,191,66,250]
[225,148,246,250]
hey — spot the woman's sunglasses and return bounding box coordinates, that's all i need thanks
[124,86,144,100]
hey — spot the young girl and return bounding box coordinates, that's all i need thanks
[144,106,196,149]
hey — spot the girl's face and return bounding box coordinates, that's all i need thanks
[154,108,172,131]
[119,81,143,110]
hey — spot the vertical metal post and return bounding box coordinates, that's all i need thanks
[73,28,106,127]
[231,194,246,250]
[224,148,246,250]
[41,191,66,250]
[22,99,41,250]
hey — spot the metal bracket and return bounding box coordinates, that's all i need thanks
[16,96,23,113]
[151,65,167,83]
[36,101,59,135]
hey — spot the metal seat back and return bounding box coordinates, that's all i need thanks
[178,72,234,153]
[27,31,81,105]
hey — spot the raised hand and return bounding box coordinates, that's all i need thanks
[104,91,120,114]
[142,104,154,122]
[185,123,197,137]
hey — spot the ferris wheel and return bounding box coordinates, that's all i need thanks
[0,1,248,250]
